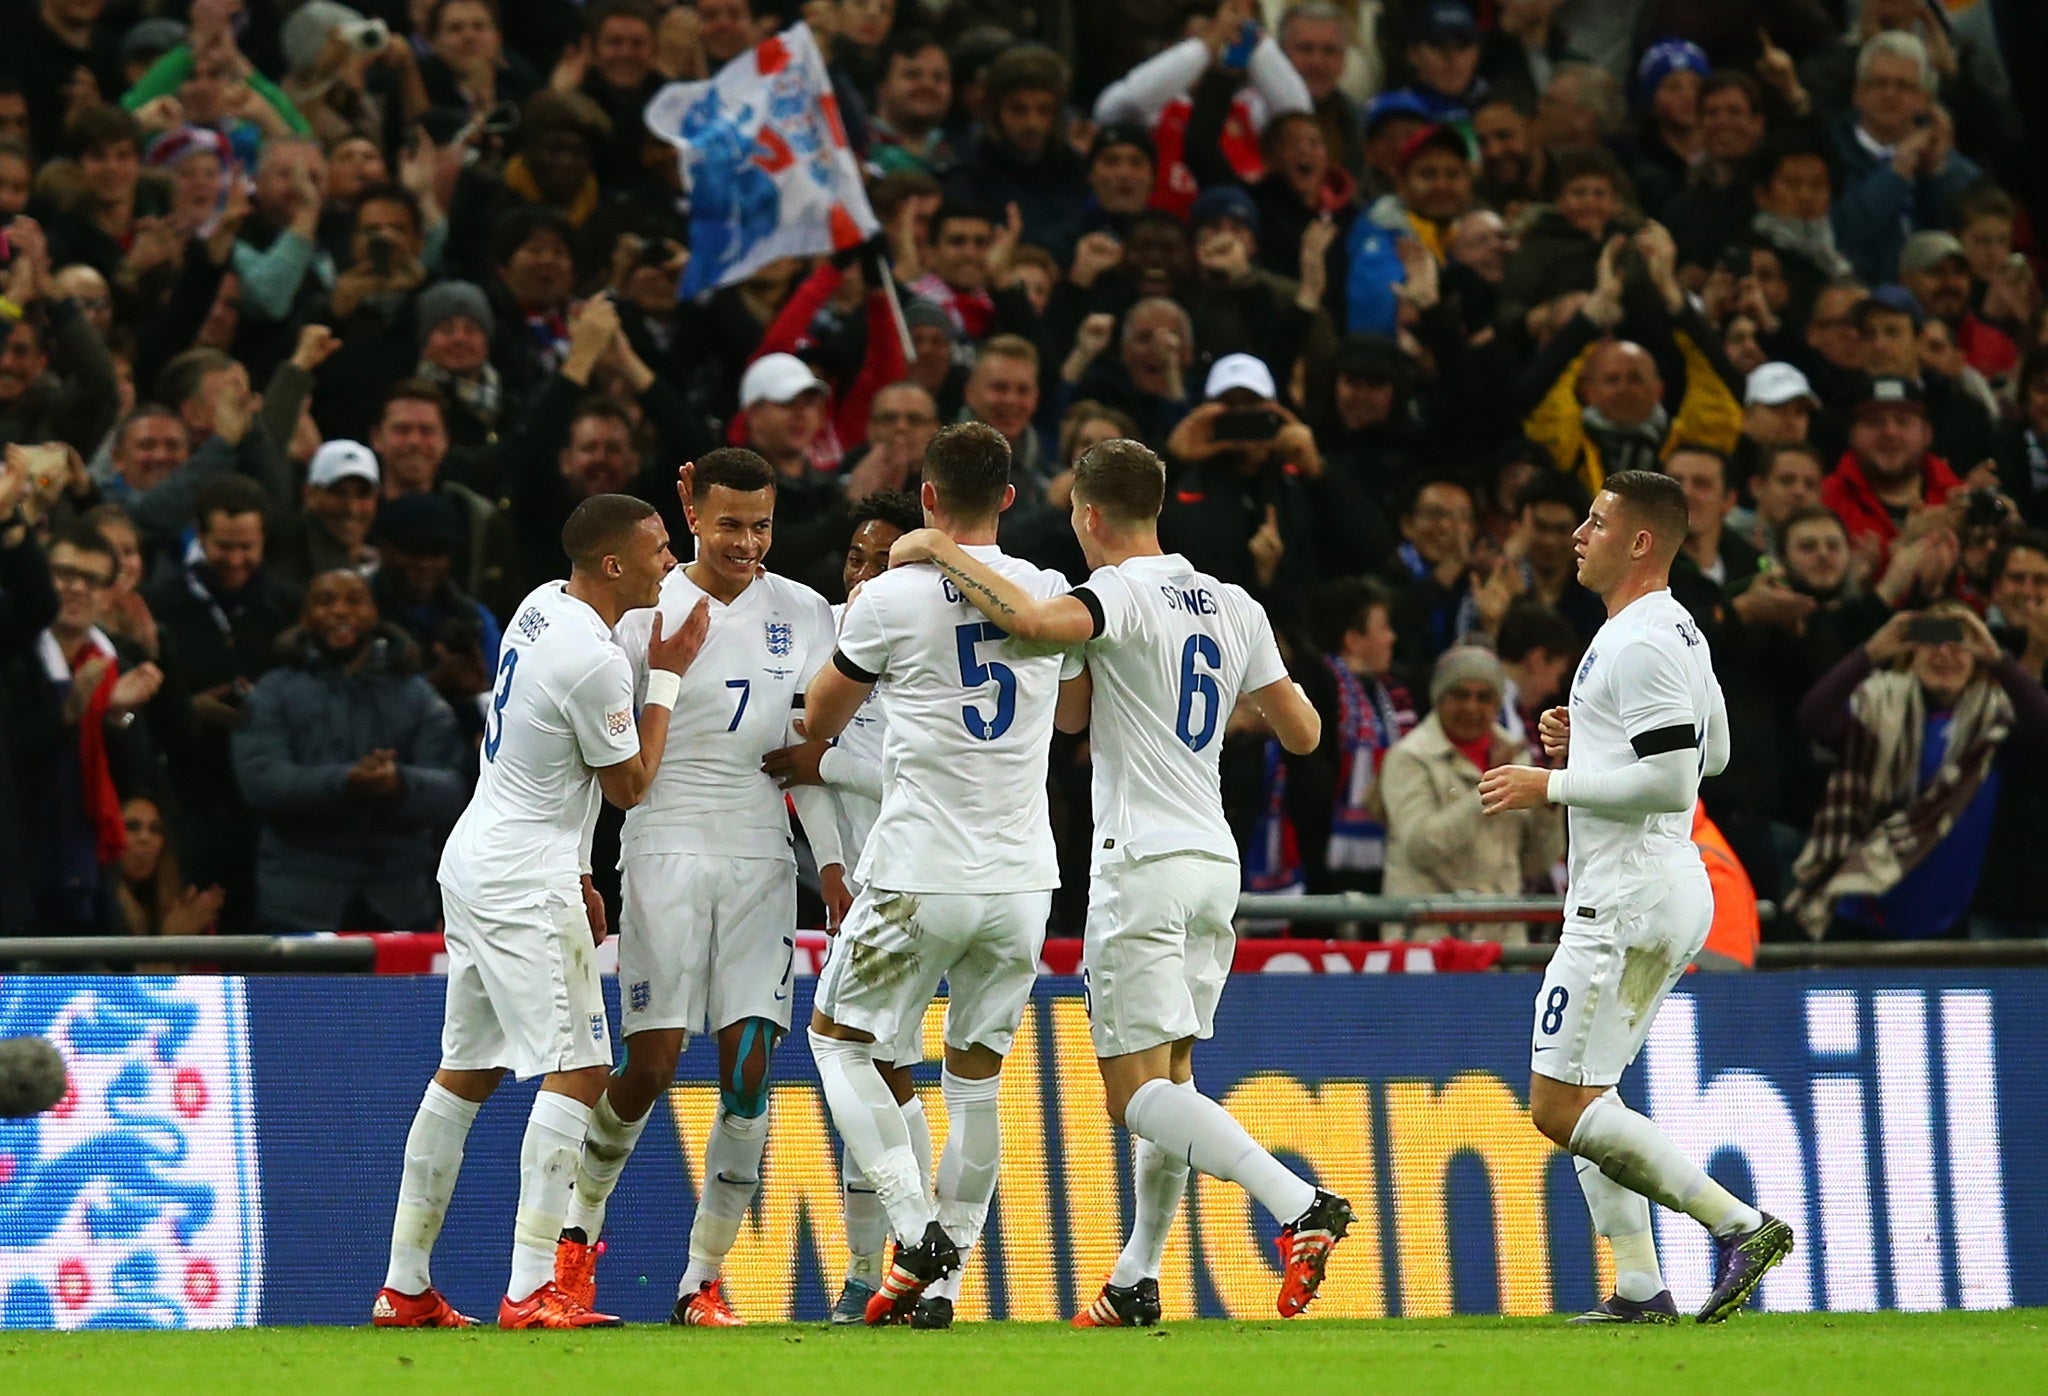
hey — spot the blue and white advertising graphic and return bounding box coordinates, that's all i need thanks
[0,978,262,1329]
[644,22,878,298]
[1,973,2043,1326]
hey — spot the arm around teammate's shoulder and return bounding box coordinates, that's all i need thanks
[888,528,1102,646]
[596,597,710,808]
[1246,675,1320,755]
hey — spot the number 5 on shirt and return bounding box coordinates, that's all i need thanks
[955,621,1016,741]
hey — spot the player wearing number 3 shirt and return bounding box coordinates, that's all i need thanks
[894,437,1354,1329]
[1479,471,1793,1327]
[376,495,704,1331]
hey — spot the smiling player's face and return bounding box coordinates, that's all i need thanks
[689,483,775,594]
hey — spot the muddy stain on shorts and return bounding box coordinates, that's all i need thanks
[849,893,923,992]
[1619,943,1673,1021]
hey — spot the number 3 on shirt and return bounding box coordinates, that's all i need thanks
[482,649,519,762]
[1176,635,1222,750]
[954,622,1016,741]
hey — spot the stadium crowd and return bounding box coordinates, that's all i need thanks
[0,0,2044,950]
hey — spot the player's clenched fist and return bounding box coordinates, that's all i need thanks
[1478,764,1552,815]
[887,527,947,568]
[649,595,711,674]
[1538,706,1571,762]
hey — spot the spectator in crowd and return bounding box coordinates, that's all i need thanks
[1828,31,1980,284]
[81,501,156,659]
[0,457,58,933]
[369,380,504,606]
[943,46,1087,252]
[1381,473,1478,673]
[1626,39,1709,219]
[1898,229,2017,384]
[1278,2,1364,179]
[0,215,120,457]
[274,438,380,591]
[369,490,500,724]
[1727,440,1825,560]
[868,31,957,178]
[1734,361,1818,490]
[1996,347,2048,528]
[115,793,224,947]
[1470,95,1543,215]
[1666,71,1769,276]
[1974,533,2048,936]
[1666,444,1760,592]
[838,380,939,506]
[231,567,467,933]
[1060,300,1195,447]
[1789,604,2048,940]
[408,279,504,491]
[1820,375,1977,567]
[1378,644,1563,943]
[1495,599,1578,752]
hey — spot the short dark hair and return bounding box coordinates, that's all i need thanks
[157,348,237,409]
[868,170,942,225]
[492,203,577,270]
[922,421,1013,519]
[429,0,503,35]
[1400,473,1474,521]
[1953,180,2016,231]
[588,0,659,36]
[569,395,635,434]
[354,182,425,237]
[1072,438,1164,525]
[1310,576,1394,654]
[850,489,922,537]
[1497,601,1578,664]
[382,379,451,425]
[1548,145,1626,193]
[561,493,656,568]
[2017,344,2048,403]
[1665,442,1731,491]
[51,521,117,567]
[929,199,997,244]
[66,104,142,157]
[1515,469,1590,517]
[1991,529,2048,589]
[1779,502,1846,541]
[981,44,1069,111]
[195,476,269,533]
[1748,131,1838,198]
[1700,70,1764,115]
[690,447,776,499]
[1601,469,1689,551]
[882,28,946,70]
[1757,441,1825,479]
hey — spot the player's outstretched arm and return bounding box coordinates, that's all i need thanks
[597,599,711,809]
[889,528,1099,645]
[805,658,874,743]
[1246,675,1320,755]
[1055,666,1092,734]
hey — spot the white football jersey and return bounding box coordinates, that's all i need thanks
[440,581,639,908]
[836,546,1080,893]
[612,568,837,860]
[824,601,888,864]
[1078,553,1286,867]
[1562,589,1722,892]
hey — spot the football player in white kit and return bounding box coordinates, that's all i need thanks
[760,490,935,1324]
[888,438,1354,1326]
[373,494,709,1330]
[1479,471,1794,1324]
[551,450,849,1327]
[803,423,1088,1328]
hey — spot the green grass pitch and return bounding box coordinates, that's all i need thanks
[3,1312,2043,1395]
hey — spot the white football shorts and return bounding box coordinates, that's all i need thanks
[618,852,798,1039]
[815,885,1051,1057]
[1530,861,1713,1086]
[440,892,611,1080]
[1083,852,1239,1058]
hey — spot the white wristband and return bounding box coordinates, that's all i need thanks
[644,669,682,711]
[1546,769,1568,805]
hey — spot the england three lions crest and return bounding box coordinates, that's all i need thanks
[764,621,794,657]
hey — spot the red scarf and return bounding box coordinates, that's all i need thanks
[67,635,127,865]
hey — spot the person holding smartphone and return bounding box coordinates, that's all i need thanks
[1784,601,2048,940]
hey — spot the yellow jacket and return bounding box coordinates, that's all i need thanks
[1522,323,1743,496]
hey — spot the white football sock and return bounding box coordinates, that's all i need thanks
[563,1090,649,1240]
[925,1071,1001,1305]
[384,1081,480,1294]
[842,1144,887,1285]
[509,1090,591,1301]
[1575,1156,1665,1301]
[1570,1091,1763,1240]
[1124,1077,1316,1224]
[1109,1079,1195,1288]
[901,1093,933,1198]
[810,1030,934,1241]
[680,1107,769,1292]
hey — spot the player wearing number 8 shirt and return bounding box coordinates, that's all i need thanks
[1479,471,1793,1326]
[374,495,706,1331]
[891,438,1354,1327]
[550,450,849,1328]
[804,423,1088,1328]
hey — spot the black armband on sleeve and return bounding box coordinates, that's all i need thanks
[1071,586,1106,640]
[1630,723,1698,759]
[832,649,880,684]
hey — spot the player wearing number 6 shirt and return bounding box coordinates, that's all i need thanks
[804,423,1087,1329]
[550,450,848,1329]
[374,495,708,1332]
[1479,471,1792,1326]
[891,437,1353,1327]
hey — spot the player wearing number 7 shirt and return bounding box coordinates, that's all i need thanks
[373,495,708,1331]
[551,450,850,1328]
[1479,471,1792,1326]
[888,437,1353,1327]
[804,423,1089,1329]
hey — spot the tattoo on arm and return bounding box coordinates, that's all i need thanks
[937,557,1018,618]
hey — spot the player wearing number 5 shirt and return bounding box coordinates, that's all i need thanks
[375,495,707,1331]
[890,436,1354,1328]
[1480,471,1792,1326]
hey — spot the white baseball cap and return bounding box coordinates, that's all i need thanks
[739,353,829,409]
[1744,362,1819,409]
[307,439,380,489]
[1204,353,1277,401]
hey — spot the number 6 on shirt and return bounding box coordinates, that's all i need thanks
[954,621,1017,741]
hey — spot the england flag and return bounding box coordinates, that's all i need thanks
[645,23,879,299]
